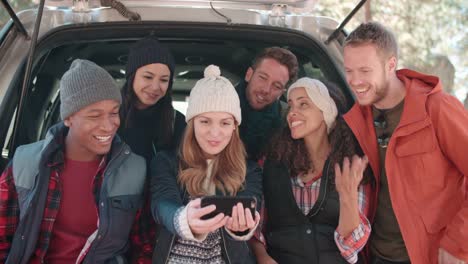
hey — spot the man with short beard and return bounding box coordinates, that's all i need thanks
[0,59,146,263]
[236,47,298,160]
[343,22,467,264]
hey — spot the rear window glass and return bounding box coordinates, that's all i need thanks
[7,36,347,149]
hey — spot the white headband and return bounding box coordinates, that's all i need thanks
[287,77,338,134]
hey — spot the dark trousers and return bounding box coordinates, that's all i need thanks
[371,255,411,264]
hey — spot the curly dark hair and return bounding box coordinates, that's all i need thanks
[267,80,371,184]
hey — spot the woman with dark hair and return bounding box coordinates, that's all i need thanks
[250,78,373,264]
[120,37,186,160]
[151,65,262,264]
[119,37,186,263]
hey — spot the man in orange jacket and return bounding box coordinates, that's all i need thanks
[342,22,467,264]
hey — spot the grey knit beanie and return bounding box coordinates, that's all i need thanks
[185,65,241,124]
[60,59,122,120]
[287,77,338,134]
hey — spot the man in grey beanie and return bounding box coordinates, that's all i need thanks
[0,59,146,263]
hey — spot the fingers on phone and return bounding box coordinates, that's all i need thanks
[189,198,202,208]
[197,212,225,226]
[237,203,246,227]
[255,211,261,223]
[211,214,228,230]
[196,204,217,219]
[245,208,255,228]
[231,205,239,230]
[226,216,234,228]
[200,214,227,233]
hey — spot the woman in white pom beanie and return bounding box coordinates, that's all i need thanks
[251,78,373,264]
[151,65,262,264]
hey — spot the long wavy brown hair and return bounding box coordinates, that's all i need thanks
[268,80,371,184]
[178,120,247,197]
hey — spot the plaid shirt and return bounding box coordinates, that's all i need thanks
[128,183,155,264]
[254,174,371,264]
[0,146,106,263]
[0,141,125,263]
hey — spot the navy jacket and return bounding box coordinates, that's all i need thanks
[150,150,262,264]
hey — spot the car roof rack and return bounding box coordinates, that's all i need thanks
[325,0,367,45]
[9,0,46,154]
[0,0,29,38]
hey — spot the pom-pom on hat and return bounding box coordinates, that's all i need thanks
[185,65,241,124]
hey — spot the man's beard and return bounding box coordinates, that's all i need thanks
[372,77,390,107]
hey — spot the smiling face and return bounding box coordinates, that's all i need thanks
[64,99,120,161]
[344,43,396,107]
[193,112,236,157]
[244,58,290,110]
[132,63,171,109]
[287,87,326,140]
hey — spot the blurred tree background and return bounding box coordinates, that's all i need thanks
[0,0,35,26]
[314,0,467,105]
[1,0,467,105]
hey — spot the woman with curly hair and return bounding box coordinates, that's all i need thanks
[250,78,373,264]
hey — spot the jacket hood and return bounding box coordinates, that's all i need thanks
[397,69,442,95]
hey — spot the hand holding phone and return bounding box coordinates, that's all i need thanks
[225,201,260,233]
[200,196,259,233]
[200,196,257,220]
[186,198,229,237]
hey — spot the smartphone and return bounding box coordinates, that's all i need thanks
[200,196,257,220]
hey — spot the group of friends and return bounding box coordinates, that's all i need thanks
[0,21,466,264]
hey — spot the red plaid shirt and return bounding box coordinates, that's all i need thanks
[0,145,106,263]
[128,183,155,264]
[0,143,143,263]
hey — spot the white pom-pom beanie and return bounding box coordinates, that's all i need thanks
[287,77,338,134]
[185,65,242,124]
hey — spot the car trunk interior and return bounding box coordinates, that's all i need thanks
[0,21,352,169]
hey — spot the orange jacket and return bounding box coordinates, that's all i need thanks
[344,69,468,264]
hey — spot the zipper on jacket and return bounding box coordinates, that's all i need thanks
[83,145,127,262]
[308,161,330,217]
[220,230,231,264]
[164,178,190,264]
[164,236,176,264]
